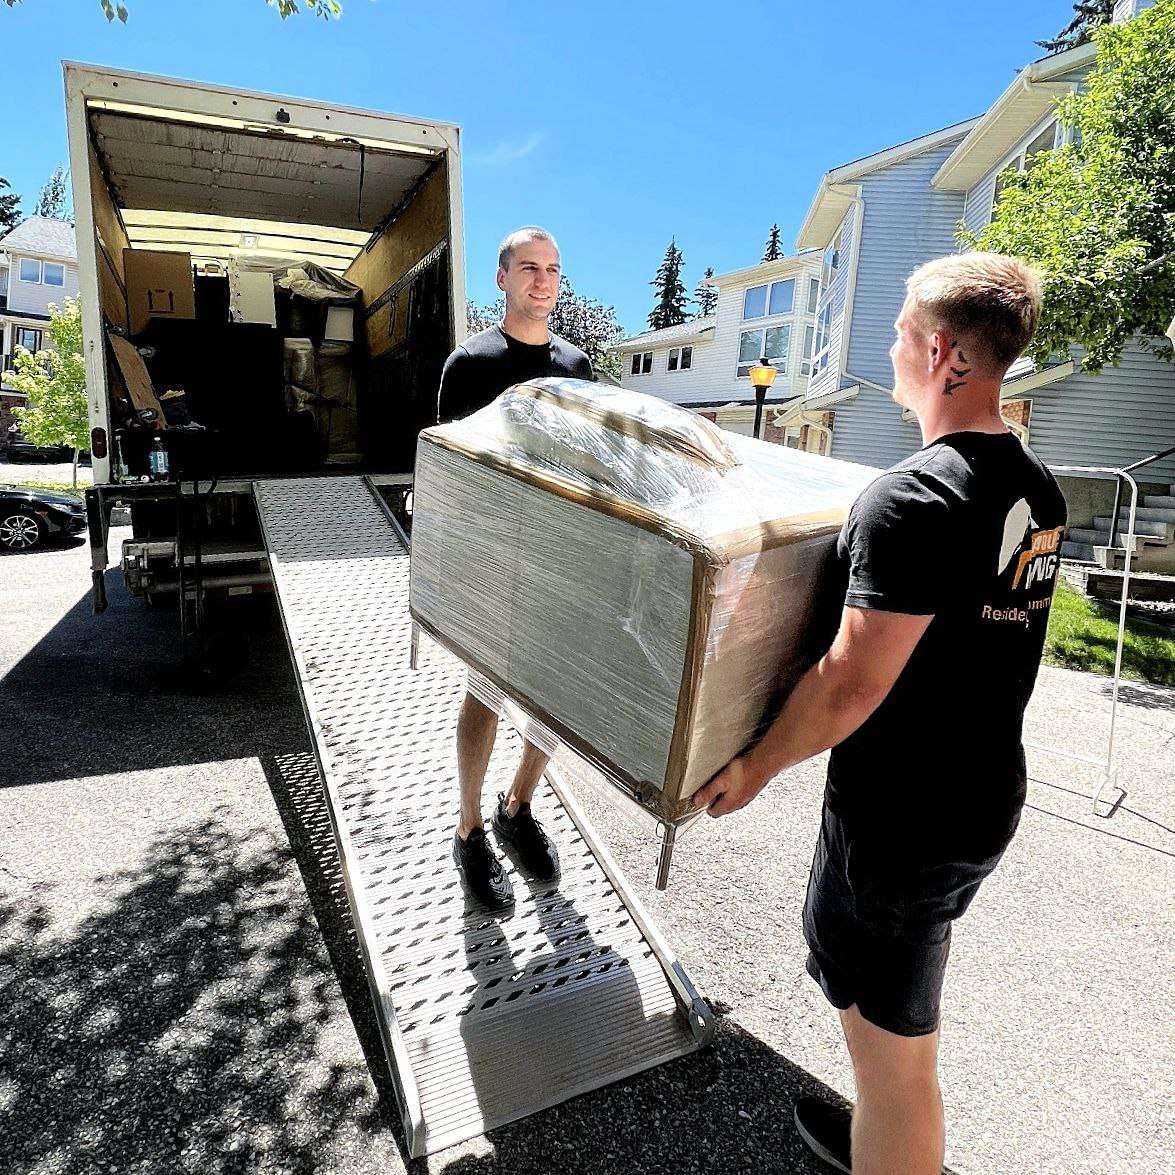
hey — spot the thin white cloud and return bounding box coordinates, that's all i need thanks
[473,132,545,166]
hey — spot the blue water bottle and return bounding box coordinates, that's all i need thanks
[149,436,170,481]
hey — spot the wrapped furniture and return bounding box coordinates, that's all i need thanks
[409,379,878,821]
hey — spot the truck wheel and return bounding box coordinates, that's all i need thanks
[0,512,45,552]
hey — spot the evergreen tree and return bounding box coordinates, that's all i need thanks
[647,239,689,330]
[0,177,20,236]
[693,267,718,318]
[34,166,71,221]
[1037,0,1115,53]
[762,224,783,262]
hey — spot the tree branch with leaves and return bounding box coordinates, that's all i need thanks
[5,300,90,487]
[964,0,1175,372]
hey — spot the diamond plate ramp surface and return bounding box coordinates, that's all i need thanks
[253,476,704,1157]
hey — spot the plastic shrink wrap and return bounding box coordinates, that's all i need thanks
[409,378,879,820]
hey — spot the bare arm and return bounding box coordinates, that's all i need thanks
[694,605,932,817]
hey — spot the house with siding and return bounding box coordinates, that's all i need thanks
[794,3,1175,569]
[611,252,826,446]
[1,216,80,444]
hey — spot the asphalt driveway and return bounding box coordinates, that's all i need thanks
[1,533,1171,1173]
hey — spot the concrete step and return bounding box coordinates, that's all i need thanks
[1093,515,1173,539]
[1115,505,1175,524]
[1061,540,1094,561]
[1068,526,1108,545]
[1142,494,1175,509]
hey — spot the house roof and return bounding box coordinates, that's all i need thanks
[795,119,980,250]
[709,251,822,289]
[932,41,1096,192]
[0,217,78,262]
[612,317,715,353]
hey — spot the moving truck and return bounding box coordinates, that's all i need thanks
[65,62,465,662]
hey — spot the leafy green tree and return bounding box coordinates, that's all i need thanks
[762,224,783,262]
[34,166,70,221]
[0,177,19,236]
[964,0,1175,372]
[1037,0,1115,54]
[694,267,718,317]
[5,300,89,486]
[647,239,688,330]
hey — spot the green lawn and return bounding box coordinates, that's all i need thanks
[1045,580,1175,687]
[0,480,84,499]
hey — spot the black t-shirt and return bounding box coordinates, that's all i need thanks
[827,431,1066,872]
[436,324,593,423]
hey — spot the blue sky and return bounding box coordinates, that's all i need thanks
[2,0,1077,334]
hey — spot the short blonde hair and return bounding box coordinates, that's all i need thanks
[905,252,1043,372]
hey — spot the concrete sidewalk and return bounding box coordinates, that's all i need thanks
[1,534,1171,1173]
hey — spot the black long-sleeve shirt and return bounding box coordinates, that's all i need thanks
[436,324,593,423]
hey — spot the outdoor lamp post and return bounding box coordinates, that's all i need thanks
[748,356,778,439]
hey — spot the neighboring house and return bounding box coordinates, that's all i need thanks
[611,252,825,446]
[0,216,80,444]
[794,8,1175,570]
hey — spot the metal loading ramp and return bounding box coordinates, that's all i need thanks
[253,476,712,1158]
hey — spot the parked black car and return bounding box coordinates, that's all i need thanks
[0,486,87,551]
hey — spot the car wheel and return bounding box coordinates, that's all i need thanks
[0,512,45,552]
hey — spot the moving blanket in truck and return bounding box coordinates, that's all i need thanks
[409,379,878,821]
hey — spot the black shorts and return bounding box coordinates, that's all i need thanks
[802,803,956,1038]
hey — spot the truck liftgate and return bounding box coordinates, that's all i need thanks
[253,475,713,1157]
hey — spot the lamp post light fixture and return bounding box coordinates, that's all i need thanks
[747,356,778,439]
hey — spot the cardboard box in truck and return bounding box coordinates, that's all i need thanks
[124,249,196,335]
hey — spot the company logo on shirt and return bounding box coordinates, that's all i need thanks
[983,498,1064,626]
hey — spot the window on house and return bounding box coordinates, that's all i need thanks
[43,263,64,287]
[800,323,816,376]
[15,327,43,351]
[822,228,842,288]
[743,284,768,319]
[19,258,41,284]
[641,351,652,374]
[743,279,796,321]
[668,346,693,372]
[680,346,692,370]
[812,301,833,372]
[768,278,794,315]
[668,348,679,371]
[631,353,641,376]
[806,277,820,315]
[994,120,1060,205]
[736,325,789,377]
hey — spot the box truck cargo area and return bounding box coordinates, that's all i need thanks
[66,63,465,618]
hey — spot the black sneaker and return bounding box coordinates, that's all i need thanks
[794,1098,852,1173]
[453,827,514,911]
[492,794,559,882]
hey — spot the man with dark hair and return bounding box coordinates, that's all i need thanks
[697,252,1066,1174]
[438,225,592,912]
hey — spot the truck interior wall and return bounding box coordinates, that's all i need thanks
[343,161,452,469]
[88,135,129,332]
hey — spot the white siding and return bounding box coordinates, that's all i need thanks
[618,260,822,408]
[6,253,80,317]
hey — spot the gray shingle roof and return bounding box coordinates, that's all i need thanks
[0,217,78,262]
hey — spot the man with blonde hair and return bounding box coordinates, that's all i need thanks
[698,252,1066,1173]
[437,225,592,911]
